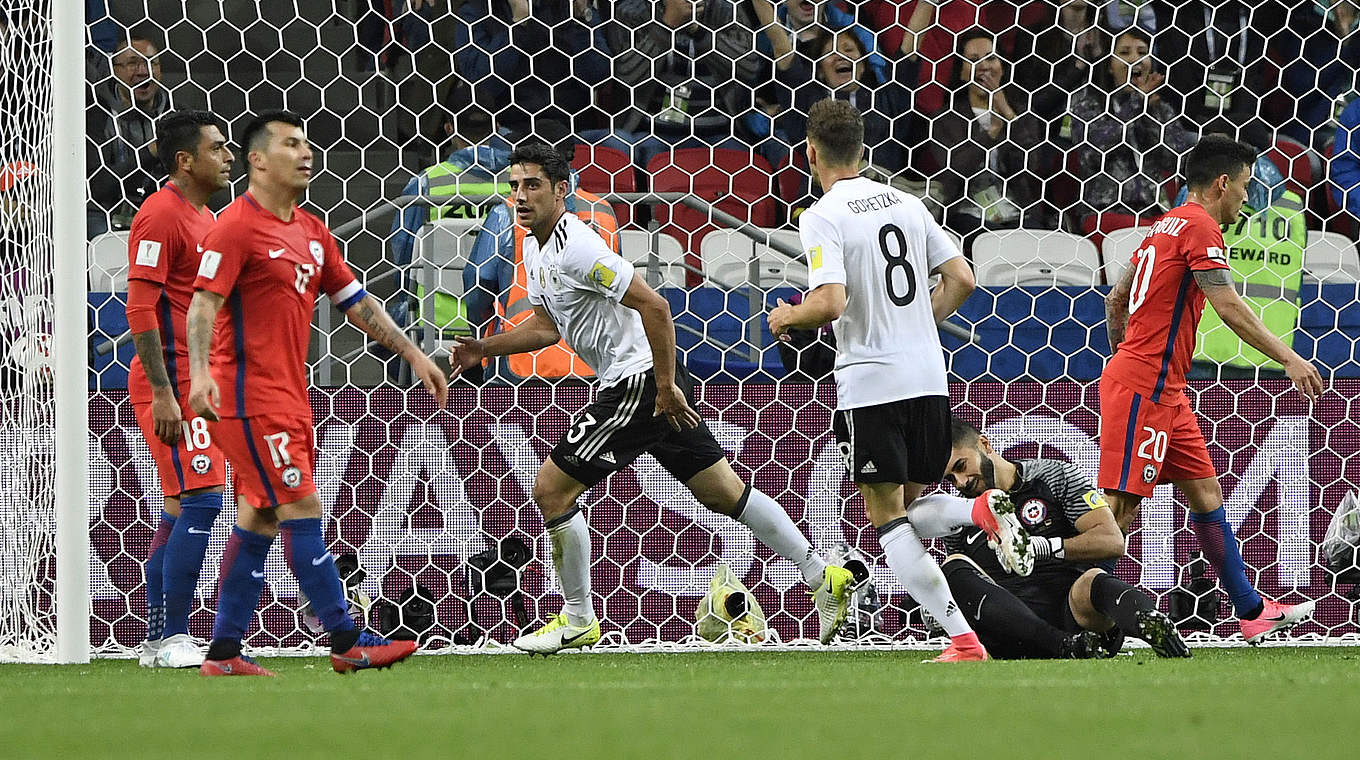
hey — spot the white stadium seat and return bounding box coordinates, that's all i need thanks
[972,229,1103,287]
[619,229,687,288]
[1100,226,1151,286]
[88,231,130,292]
[699,228,808,289]
[1303,230,1360,283]
[413,216,482,297]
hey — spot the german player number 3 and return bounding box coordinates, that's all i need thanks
[878,224,916,307]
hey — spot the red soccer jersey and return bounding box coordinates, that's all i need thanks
[193,192,365,418]
[1103,202,1230,402]
[125,182,217,405]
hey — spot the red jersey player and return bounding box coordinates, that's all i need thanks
[124,111,233,670]
[1099,135,1324,644]
[186,111,447,676]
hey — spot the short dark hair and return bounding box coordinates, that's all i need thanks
[114,23,164,53]
[241,110,305,155]
[1098,26,1151,91]
[950,27,1000,90]
[508,141,571,186]
[806,98,864,168]
[951,418,982,448]
[155,110,225,176]
[1183,134,1256,192]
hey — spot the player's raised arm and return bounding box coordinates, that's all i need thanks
[1196,269,1325,400]
[448,305,561,380]
[1104,262,1135,353]
[621,272,701,431]
[930,255,975,325]
[343,293,447,406]
[185,289,224,421]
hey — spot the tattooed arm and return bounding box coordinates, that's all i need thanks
[1196,268,1324,400]
[344,294,449,406]
[126,278,182,444]
[186,290,225,421]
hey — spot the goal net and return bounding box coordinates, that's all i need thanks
[9,0,1360,659]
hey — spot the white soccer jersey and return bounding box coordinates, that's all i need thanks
[525,212,653,387]
[800,176,962,410]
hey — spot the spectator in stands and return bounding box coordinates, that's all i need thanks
[928,28,1048,242]
[452,0,610,139]
[1012,1,1108,128]
[357,0,440,73]
[774,29,919,178]
[1151,0,1287,151]
[749,0,930,165]
[1331,98,1360,224]
[1069,26,1197,220]
[87,25,173,238]
[1099,0,1158,33]
[1278,1,1360,151]
[597,0,763,168]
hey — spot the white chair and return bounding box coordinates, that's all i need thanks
[972,229,1103,287]
[88,231,131,292]
[1101,226,1151,285]
[699,229,809,289]
[413,217,483,298]
[619,229,687,288]
[1303,230,1360,283]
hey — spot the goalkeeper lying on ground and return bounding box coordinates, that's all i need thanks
[909,419,1191,659]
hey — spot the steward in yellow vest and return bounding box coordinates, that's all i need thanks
[1194,190,1306,372]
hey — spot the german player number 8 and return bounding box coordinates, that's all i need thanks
[1128,244,1157,314]
[1137,426,1168,463]
[878,224,916,307]
[180,417,211,451]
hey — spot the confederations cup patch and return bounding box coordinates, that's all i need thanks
[190,454,212,475]
[1143,464,1158,483]
[282,466,302,488]
[1020,498,1047,527]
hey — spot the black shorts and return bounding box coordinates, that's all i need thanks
[550,363,727,488]
[1000,564,1088,633]
[832,396,951,484]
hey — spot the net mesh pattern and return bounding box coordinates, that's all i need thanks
[8,0,1360,657]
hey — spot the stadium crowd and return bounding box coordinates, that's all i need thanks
[77,1,1360,249]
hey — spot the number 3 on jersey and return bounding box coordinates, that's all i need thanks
[878,224,916,306]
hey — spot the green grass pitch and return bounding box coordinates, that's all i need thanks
[2,648,1356,759]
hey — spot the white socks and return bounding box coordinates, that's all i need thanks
[735,487,827,587]
[905,494,976,539]
[878,518,974,637]
[545,508,595,626]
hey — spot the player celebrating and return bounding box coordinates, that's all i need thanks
[768,99,1027,662]
[1100,134,1325,644]
[909,419,1190,659]
[126,110,233,669]
[448,142,859,653]
[187,111,448,676]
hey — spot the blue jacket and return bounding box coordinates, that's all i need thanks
[1333,99,1360,217]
